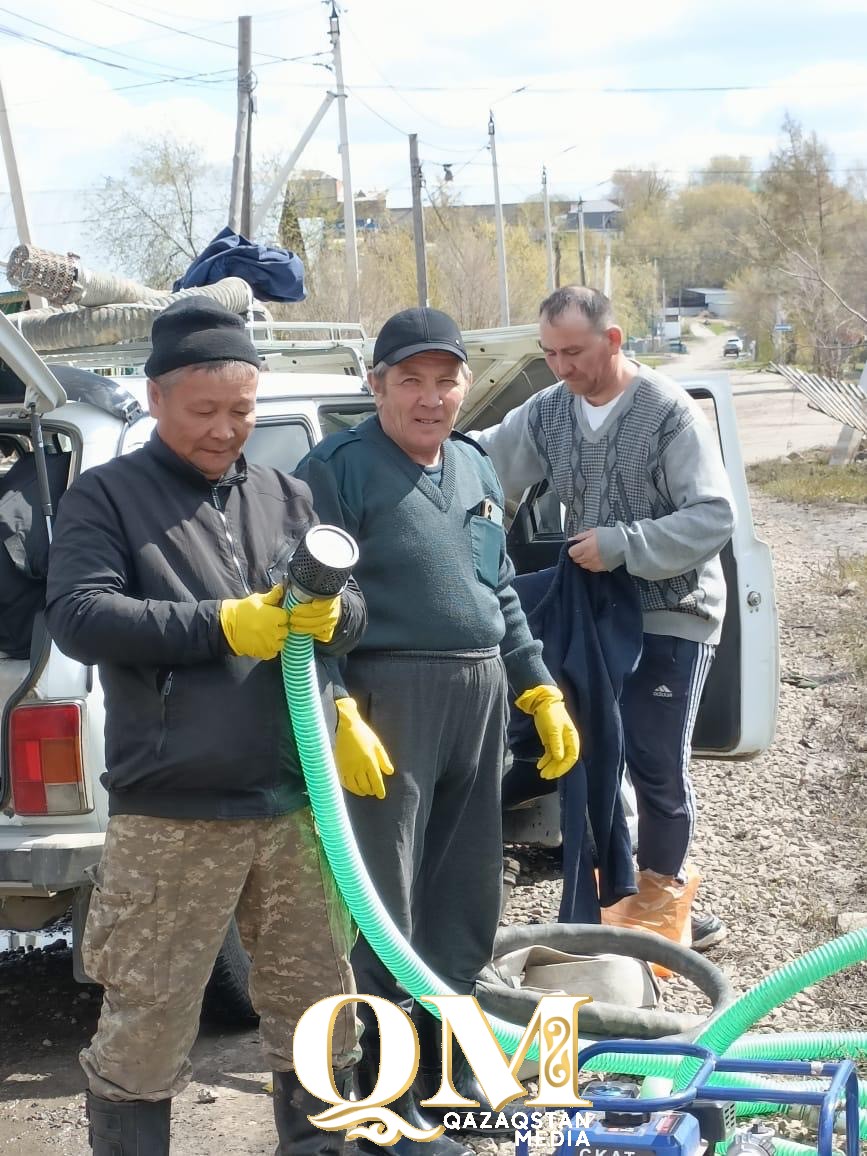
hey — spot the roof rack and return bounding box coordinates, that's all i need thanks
[37,319,370,380]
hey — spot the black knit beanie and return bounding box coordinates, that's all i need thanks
[144,297,260,379]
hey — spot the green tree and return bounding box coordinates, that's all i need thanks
[753,116,862,372]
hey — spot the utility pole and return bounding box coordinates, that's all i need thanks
[329,2,360,321]
[542,166,555,292]
[0,71,46,309]
[228,16,252,235]
[241,68,255,237]
[577,197,587,287]
[603,230,612,299]
[488,111,510,326]
[409,134,429,307]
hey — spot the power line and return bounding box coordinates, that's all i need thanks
[341,18,457,137]
[265,78,867,95]
[0,22,161,76]
[0,6,187,75]
[83,0,293,66]
[0,48,334,115]
[348,88,411,137]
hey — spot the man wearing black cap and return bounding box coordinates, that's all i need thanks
[295,306,580,1156]
[45,297,367,1156]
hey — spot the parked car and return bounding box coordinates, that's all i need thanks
[667,339,688,354]
[724,336,743,357]
[0,316,779,1019]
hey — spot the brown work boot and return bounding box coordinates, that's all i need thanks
[601,865,700,975]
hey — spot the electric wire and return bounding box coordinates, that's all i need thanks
[0,23,158,76]
[83,0,293,65]
[0,7,190,75]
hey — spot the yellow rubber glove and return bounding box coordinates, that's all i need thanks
[334,697,394,799]
[288,595,342,643]
[514,685,581,780]
[219,585,290,660]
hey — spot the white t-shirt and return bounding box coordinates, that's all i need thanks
[579,393,624,431]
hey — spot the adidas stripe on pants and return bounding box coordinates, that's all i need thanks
[620,633,715,879]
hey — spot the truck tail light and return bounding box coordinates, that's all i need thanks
[9,703,88,816]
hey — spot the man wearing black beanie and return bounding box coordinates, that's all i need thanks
[46,296,368,1155]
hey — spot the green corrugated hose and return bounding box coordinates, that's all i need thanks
[281,608,545,1062]
[280,617,867,1148]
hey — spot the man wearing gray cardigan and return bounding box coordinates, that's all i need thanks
[475,286,735,951]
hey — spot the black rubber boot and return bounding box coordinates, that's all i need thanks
[413,1005,529,1135]
[355,1020,473,1156]
[272,1069,352,1156]
[86,1090,171,1155]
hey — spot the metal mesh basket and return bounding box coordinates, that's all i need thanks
[288,526,359,598]
[7,245,78,305]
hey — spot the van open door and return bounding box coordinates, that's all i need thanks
[459,328,779,760]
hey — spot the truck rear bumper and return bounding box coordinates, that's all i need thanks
[0,832,104,891]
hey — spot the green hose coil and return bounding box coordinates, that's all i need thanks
[680,929,867,1085]
[280,603,867,1148]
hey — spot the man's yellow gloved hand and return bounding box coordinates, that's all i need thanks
[288,595,342,643]
[334,697,394,799]
[219,585,290,660]
[514,685,581,780]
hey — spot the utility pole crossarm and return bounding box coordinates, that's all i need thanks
[488,111,510,326]
[542,166,555,292]
[229,15,253,235]
[250,93,337,235]
[329,2,360,322]
[409,134,429,308]
[0,70,47,309]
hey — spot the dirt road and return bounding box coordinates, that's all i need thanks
[667,325,844,463]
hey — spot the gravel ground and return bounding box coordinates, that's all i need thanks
[0,489,865,1154]
[491,490,867,1155]
[505,491,867,1031]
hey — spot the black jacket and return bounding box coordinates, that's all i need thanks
[45,432,366,820]
[508,551,642,920]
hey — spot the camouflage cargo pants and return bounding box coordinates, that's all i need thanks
[79,808,360,1101]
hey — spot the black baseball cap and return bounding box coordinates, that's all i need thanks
[372,307,468,367]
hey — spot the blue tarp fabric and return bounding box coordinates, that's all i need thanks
[173,226,305,302]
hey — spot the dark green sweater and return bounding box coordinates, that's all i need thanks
[295,416,550,696]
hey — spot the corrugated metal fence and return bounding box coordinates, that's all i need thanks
[770,362,867,434]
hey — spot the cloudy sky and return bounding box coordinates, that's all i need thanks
[0,0,864,274]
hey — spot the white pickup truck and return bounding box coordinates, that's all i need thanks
[0,314,779,1019]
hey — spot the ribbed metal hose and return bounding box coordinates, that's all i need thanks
[10,277,253,351]
[7,244,168,306]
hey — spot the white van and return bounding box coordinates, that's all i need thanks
[0,315,778,1018]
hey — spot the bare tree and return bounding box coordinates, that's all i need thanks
[87,136,220,288]
[610,168,671,215]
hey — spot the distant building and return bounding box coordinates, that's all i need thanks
[353,189,387,231]
[673,288,736,319]
[285,170,341,209]
[558,199,623,232]
[295,175,623,241]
